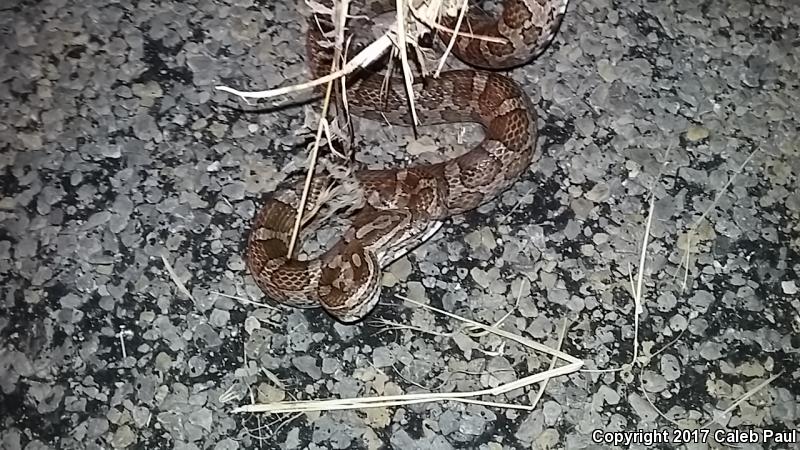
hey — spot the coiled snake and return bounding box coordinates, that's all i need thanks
[246,0,569,322]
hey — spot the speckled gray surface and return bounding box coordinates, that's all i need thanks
[1,0,799,449]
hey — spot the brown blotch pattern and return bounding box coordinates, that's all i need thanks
[247,0,567,322]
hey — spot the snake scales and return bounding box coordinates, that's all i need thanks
[246,0,568,322]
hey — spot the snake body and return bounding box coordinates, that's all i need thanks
[246,0,569,322]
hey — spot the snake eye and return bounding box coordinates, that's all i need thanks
[419,32,434,48]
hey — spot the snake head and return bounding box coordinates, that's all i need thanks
[318,243,383,323]
[315,208,443,323]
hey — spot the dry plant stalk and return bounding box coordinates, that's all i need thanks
[578,145,776,430]
[205,0,777,432]
[212,0,582,421]
[160,253,197,306]
[215,0,516,257]
[215,0,506,103]
[433,0,470,76]
[285,0,351,257]
[580,194,656,376]
[628,195,655,365]
[674,147,760,291]
[233,296,583,415]
[584,146,760,376]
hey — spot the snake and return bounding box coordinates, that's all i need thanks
[246,0,569,322]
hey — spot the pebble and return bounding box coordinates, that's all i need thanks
[686,125,710,141]
[292,356,322,380]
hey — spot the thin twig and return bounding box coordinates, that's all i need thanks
[286,0,351,256]
[215,34,394,101]
[400,295,582,366]
[529,317,570,409]
[233,295,582,414]
[394,0,419,126]
[435,0,470,76]
[630,195,656,365]
[408,1,505,44]
[700,371,783,428]
[161,253,197,306]
[675,147,760,291]
[638,372,682,428]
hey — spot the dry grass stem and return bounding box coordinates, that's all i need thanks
[399,296,581,365]
[161,253,197,306]
[629,195,656,365]
[581,194,656,375]
[674,147,760,291]
[638,373,683,428]
[286,0,351,257]
[394,0,420,126]
[701,371,783,429]
[467,278,526,338]
[501,185,536,223]
[435,0,469,76]
[369,317,456,337]
[408,0,505,44]
[211,290,280,310]
[215,0,503,103]
[214,33,395,102]
[528,317,570,409]
[233,295,582,415]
